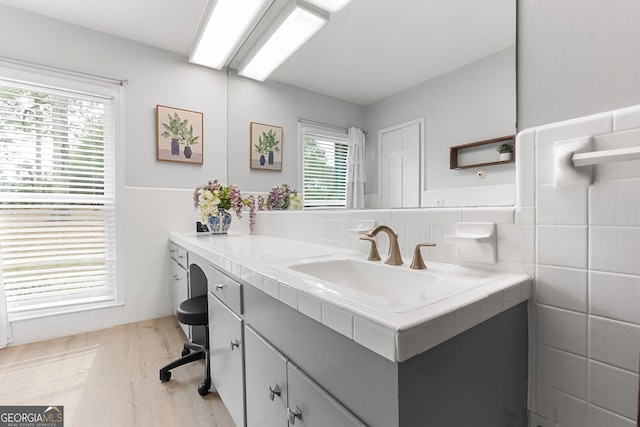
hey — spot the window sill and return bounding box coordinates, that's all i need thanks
[8,299,125,322]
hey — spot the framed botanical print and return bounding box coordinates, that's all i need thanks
[250,122,282,171]
[156,105,203,165]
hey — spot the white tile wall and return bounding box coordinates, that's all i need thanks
[527,105,640,426]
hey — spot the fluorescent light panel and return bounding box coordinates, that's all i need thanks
[190,0,269,69]
[239,6,327,81]
[306,0,352,12]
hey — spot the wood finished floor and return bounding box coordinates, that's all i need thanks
[0,316,235,427]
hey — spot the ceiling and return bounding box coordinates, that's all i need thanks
[0,0,514,106]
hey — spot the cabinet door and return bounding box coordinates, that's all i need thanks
[245,326,288,427]
[170,259,189,338]
[209,292,245,427]
[287,363,366,427]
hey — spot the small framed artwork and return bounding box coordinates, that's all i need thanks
[156,104,203,164]
[250,122,283,171]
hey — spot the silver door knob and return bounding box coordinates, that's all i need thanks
[287,407,302,424]
[230,339,240,350]
[268,385,281,401]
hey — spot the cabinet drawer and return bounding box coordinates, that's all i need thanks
[245,326,288,427]
[169,243,179,261]
[209,292,245,427]
[287,363,366,427]
[206,263,243,314]
[176,247,188,269]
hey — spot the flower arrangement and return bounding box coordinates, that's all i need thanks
[193,180,256,234]
[259,184,301,210]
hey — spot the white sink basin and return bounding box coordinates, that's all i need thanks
[287,258,499,313]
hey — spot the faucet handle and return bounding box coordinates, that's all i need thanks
[359,235,382,261]
[410,242,436,270]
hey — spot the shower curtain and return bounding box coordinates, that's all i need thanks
[346,127,366,209]
[0,243,12,349]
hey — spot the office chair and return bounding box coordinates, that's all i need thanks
[159,295,211,396]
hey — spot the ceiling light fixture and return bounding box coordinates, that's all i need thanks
[305,0,352,13]
[190,0,271,69]
[238,1,329,82]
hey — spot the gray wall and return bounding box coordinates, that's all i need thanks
[517,0,640,129]
[364,47,516,194]
[0,4,228,190]
[227,74,364,192]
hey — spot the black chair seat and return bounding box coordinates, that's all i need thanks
[160,294,211,396]
[177,295,208,325]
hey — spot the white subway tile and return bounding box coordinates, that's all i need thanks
[535,265,588,313]
[278,282,298,309]
[590,271,640,324]
[536,185,588,226]
[588,360,639,420]
[262,276,279,299]
[590,227,640,275]
[556,392,587,427]
[497,224,535,263]
[297,293,322,322]
[422,208,463,223]
[590,179,640,226]
[430,223,457,256]
[537,226,588,269]
[396,313,454,362]
[614,105,640,132]
[535,382,556,421]
[587,405,636,427]
[589,316,640,372]
[353,317,397,362]
[515,207,535,225]
[321,303,353,339]
[537,304,587,356]
[480,292,504,321]
[537,345,587,399]
[453,300,482,334]
[462,207,514,224]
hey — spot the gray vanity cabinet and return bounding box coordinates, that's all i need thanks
[286,363,366,427]
[245,326,288,427]
[245,325,366,427]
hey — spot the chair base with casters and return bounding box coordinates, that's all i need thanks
[159,295,211,396]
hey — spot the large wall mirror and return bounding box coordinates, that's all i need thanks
[227,0,516,208]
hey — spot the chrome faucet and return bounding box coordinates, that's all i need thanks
[366,225,403,265]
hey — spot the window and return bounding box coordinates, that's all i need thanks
[0,74,118,315]
[301,125,348,208]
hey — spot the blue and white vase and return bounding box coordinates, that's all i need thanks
[208,210,232,235]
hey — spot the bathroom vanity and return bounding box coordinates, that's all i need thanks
[170,232,530,427]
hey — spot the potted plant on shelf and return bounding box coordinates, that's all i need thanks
[161,112,188,156]
[496,141,514,161]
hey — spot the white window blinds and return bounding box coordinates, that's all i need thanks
[0,78,117,313]
[301,125,348,208]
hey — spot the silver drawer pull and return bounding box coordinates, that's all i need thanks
[230,339,240,350]
[287,407,302,424]
[268,385,281,401]
[215,284,225,291]
[173,275,179,281]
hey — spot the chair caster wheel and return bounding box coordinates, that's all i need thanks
[181,348,190,357]
[160,371,171,382]
[198,383,210,396]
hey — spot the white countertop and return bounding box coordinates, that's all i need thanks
[171,232,530,362]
